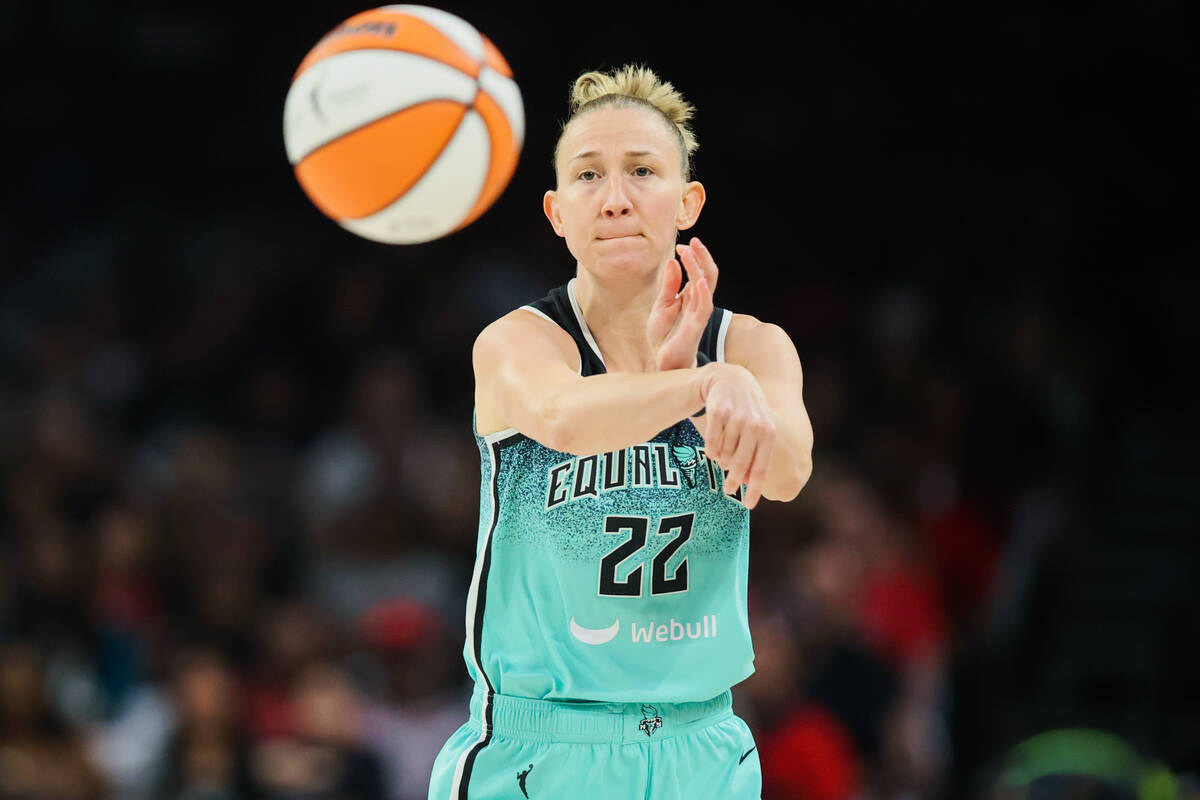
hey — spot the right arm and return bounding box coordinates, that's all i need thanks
[473,310,711,455]
[475,309,778,507]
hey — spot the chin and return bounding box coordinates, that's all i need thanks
[590,249,660,280]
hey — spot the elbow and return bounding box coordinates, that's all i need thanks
[771,455,813,503]
[793,460,814,498]
[534,394,581,454]
[792,453,814,497]
[541,420,578,454]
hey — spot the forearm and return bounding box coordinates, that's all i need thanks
[540,367,708,455]
[760,415,812,501]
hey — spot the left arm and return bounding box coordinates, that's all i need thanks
[695,314,813,502]
[647,238,812,503]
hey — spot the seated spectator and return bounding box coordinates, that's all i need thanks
[152,647,259,800]
[357,598,467,800]
[0,641,104,800]
[251,661,386,800]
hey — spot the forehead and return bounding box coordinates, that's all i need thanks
[558,106,679,164]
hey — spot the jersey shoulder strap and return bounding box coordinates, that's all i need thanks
[699,306,734,365]
[521,278,734,376]
[521,280,606,376]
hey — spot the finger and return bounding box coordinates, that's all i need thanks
[684,275,700,315]
[704,414,728,466]
[690,272,714,319]
[647,260,683,344]
[690,237,719,294]
[742,434,774,510]
[723,427,753,495]
[676,242,711,301]
[733,438,759,507]
[683,273,703,314]
[657,256,682,303]
[676,242,700,285]
[672,275,711,348]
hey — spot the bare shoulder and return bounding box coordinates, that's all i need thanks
[723,313,801,372]
[472,307,579,375]
[473,307,580,436]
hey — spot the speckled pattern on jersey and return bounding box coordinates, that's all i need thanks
[469,419,752,703]
[460,281,755,704]
[486,422,747,560]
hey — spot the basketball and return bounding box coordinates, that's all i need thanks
[283,5,524,244]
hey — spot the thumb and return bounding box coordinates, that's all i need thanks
[657,257,682,305]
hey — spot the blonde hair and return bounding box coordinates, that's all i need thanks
[554,64,698,179]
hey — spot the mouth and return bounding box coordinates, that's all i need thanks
[596,233,642,241]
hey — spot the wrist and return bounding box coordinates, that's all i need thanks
[696,360,724,403]
[654,351,700,372]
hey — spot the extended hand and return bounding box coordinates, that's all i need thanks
[647,237,719,372]
[698,362,776,509]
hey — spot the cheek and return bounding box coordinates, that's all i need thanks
[563,209,590,239]
[559,191,595,231]
[646,191,684,228]
[554,201,590,255]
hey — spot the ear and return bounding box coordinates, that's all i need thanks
[676,180,706,231]
[543,190,565,238]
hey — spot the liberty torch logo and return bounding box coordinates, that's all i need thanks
[639,705,663,737]
[672,444,700,488]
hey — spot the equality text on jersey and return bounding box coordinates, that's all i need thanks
[544,444,743,510]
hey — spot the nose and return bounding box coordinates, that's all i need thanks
[601,175,633,218]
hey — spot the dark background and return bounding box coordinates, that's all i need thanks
[1,1,1196,799]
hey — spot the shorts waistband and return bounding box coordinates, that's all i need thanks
[470,686,733,744]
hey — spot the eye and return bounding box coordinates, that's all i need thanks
[632,166,653,177]
[578,169,599,182]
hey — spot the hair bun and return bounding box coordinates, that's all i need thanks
[568,65,698,157]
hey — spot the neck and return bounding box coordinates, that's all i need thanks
[572,263,663,372]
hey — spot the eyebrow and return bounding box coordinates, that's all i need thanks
[568,150,658,163]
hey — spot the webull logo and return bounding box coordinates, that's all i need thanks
[631,614,717,643]
[569,615,718,645]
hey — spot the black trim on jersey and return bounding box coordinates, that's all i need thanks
[529,285,605,376]
[528,283,728,377]
[698,309,726,363]
[459,434,520,799]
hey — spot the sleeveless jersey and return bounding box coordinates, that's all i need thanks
[463,277,754,705]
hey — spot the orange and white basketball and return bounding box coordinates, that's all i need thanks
[283,5,523,244]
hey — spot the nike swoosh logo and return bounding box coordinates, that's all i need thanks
[569,617,619,645]
[739,746,757,764]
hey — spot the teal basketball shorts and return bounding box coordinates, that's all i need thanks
[428,686,762,800]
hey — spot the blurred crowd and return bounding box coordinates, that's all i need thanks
[5,2,1195,798]
[1,200,1107,800]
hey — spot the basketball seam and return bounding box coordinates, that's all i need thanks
[360,104,473,221]
[292,97,465,166]
[453,92,494,232]
[295,103,474,222]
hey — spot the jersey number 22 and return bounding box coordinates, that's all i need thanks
[599,513,693,597]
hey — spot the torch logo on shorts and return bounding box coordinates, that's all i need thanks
[639,704,663,737]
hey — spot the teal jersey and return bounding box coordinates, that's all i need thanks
[462,279,753,705]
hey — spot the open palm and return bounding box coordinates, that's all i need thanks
[647,238,719,371]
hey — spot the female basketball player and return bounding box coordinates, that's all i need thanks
[429,65,813,800]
